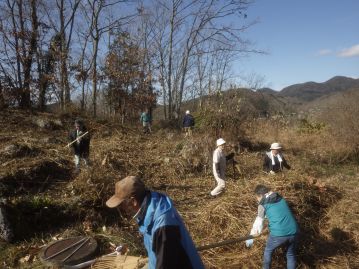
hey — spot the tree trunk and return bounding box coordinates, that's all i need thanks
[0,81,5,109]
[59,0,71,110]
[38,81,46,110]
[177,49,190,116]
[37,52,47,111]
[8,0,23,92]
[20,0,38,108]
[92,37,99,118]
[62,56,71,108]
[167,3,175,119]
[81,79,86,111]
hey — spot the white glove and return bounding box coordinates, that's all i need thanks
[245,239,254,247]
[269,170,275,175]
[250,216,264,236]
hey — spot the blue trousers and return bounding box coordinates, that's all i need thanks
[263,234,297,269]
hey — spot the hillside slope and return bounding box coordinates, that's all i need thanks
[279,76,359,103]
[156,76,359,122]
[0,109,359,268]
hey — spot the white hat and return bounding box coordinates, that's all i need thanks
[216,138,226,147]
[270,142,282,150]
[186,110,190,114]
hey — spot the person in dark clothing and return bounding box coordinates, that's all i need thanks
[68,119,90,171]
[183,110,195,137]
[106,176,205,269]
[0,200,13,242]
[246,184,299,269]
[263,142,291,174]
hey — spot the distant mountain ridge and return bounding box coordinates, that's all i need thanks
[278,76,359,103]
[155,76,358,119]
[257,87,277,95]
[257,76,359,103]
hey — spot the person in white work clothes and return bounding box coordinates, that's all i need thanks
[210,138,227,197]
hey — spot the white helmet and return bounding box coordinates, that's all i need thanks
[186,110,190,114]
[216,138,226,147]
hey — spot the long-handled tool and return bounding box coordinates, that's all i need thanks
[50,234,261,269]
[65,131,89,148]
[63,250,148,269]
[197,234,259,251]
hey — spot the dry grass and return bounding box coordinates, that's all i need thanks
[1,109,359,268]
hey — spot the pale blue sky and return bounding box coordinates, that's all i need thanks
[238,0,359,90]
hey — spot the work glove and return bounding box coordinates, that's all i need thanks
[245,239,254,248]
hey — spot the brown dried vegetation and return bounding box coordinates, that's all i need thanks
[0,109,359,268]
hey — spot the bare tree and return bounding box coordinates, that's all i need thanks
[146,0,257,119]
[51,0,81,110]
[242,71,267,91]
[83,0,135,117]
[0,0,39,108]
[74,28,92,111]
[21,0,38,108]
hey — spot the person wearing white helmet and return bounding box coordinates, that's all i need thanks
[210,138,227,197]
[263,143,291,174]
[182,110,195,137]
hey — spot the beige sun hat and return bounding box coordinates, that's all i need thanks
[106,176,146,208]
[270,142,282,150]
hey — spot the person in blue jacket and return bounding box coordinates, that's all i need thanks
[106,176,205,269]
[246,184,299,269]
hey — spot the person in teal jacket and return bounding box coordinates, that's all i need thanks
[106,176,205,269]
[140,109,152,134]
[246,184,299,269]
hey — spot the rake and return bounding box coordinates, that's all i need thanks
[62,253,148,269]
[90,234,258,269]
[90,254,148,269]
[63,234,260,269]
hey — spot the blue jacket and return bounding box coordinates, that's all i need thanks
[136,192,204,269]
[261,193,298,237]
[183,114,195,128]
